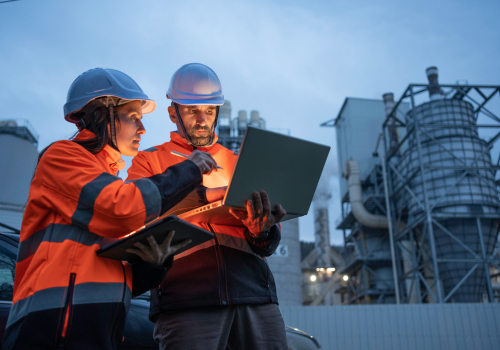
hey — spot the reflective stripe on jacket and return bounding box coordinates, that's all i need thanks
[3,130,202,350]
[126,132,280,320]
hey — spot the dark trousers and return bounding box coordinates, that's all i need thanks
[153,303,288,350]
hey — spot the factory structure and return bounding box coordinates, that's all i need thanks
[321,67,500,304]
[216,101,266,152]
[0,119,38,233]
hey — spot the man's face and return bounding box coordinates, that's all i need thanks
[168,104,217,147]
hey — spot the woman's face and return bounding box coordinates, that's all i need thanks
[115,100,146,156]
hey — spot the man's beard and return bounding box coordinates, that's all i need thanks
[188,125,213,147]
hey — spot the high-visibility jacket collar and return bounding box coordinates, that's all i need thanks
[74,129,125,172]
[170,131,219,152]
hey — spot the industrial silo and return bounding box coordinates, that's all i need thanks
[0,119,39,231]
[237,110,248,136]
[218,100,231,136]
[249,110,266,129]
[267,218,302,306]
[392,67,500,302]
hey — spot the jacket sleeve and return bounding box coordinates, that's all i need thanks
[131,256,173,297]
[244,224,281,257]
[126,151,208,217]
[36,141,202,237]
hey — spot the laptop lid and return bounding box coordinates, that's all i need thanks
[223,126,330,216]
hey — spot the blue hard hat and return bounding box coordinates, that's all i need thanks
[64,68,156,123]
[166,63,224,106]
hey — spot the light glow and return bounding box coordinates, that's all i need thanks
[327,268,336,272]
[343,275,349,281]
[310,275,317,282]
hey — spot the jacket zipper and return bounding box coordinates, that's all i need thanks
[58,273,76,350]
[109,264,128,341]
[264,258,272,301]
[208,223,228,305]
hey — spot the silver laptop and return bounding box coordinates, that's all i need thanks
[178,126,330,226]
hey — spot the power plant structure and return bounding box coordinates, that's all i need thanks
[216,100,266,152]
[322,67,500,304]
[0,119,39,233]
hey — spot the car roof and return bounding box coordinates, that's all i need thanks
[285,326,321,348]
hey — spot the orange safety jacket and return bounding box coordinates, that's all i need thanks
[126,132,281,319]
[2,130,202,350]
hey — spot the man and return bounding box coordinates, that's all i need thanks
[126,63,289,350]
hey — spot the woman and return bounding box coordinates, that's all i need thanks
[2,68,218,350]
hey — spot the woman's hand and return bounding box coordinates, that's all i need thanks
[126,230,191,266]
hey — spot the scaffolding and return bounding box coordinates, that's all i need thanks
[381,82,500,303]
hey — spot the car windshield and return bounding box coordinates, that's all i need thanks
[0,245,16,302]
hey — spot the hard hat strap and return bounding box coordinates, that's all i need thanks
[109,106,119,151]
[173,103,194,146]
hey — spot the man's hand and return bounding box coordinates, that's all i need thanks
[126,230,191,266]
[229,191,286,235]
[187,150,218,175]
[206,186,227,202]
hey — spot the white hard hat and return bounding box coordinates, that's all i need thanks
[166,63,224,106]
[64,68,156,123]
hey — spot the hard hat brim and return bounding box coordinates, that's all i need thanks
[64,96,156,123]
[166,95,224,106]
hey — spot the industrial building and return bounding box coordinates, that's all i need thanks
[0,119,38,234]
[216,100,266,152]
[321,67,500,304]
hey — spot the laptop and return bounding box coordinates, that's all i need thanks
[178,126,330,226]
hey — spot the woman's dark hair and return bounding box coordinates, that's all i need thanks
[71,104,120,154]
[32,102,122,180]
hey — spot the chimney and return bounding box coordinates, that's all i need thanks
[426,66,444,100]
[383,93,400,155]
[382,93,395,117]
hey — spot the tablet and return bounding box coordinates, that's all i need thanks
[97,216,214,262]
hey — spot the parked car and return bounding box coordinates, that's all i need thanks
[0,232,320,349]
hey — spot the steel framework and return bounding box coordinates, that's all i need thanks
[335,164,397,304]
[380,83,500,303]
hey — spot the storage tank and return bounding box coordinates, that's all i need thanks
[0,119,39,230]
[217,100,231,136]
[237,110,248,136]
[249,110,265,129]
[393,67,500,302]
[267,218,302,305]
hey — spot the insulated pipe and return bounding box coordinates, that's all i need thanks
[344,159,389,229]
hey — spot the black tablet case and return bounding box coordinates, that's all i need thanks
[97,216,214,262]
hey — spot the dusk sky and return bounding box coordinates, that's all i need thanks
[1,0,499,244]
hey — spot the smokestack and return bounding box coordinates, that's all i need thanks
[313,172,332,268]
[383,93,400,155]
[426,66,444,100]
[382,93,395,118]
